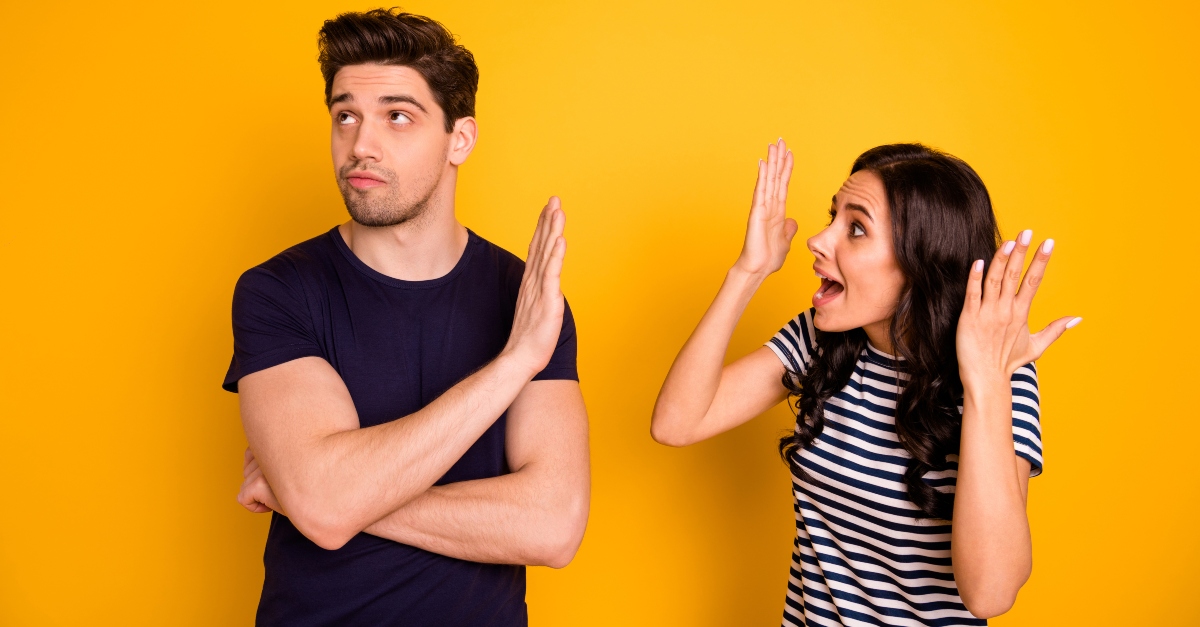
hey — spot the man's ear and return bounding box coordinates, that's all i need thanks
[448,117,477,166]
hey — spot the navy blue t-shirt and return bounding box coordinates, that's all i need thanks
[222,227,578,627]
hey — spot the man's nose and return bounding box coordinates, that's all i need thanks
[352,120,383,162]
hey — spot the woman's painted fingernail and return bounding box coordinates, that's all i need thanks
[973,259,984,273]
[1042,239,1055,254]
[1019,230,1032,246]
[1066,316,1083,329]
[1002,240,1016,255]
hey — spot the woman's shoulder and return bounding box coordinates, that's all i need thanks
[766,308,819,375]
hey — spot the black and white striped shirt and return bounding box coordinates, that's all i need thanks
[767,309,1043,626]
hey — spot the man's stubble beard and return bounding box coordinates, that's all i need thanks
[337,161,445,228]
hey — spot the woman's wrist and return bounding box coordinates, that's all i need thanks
[960,375,1011,413]
[726,263,769,291]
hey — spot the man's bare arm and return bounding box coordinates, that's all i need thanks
[361,380,589,567]
[237,200,569,551]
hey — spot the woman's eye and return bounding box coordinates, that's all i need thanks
[337,112,356,125]
[851,223,866,237]
[390,111,412,124]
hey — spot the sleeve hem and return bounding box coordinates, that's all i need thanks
[1015,448,1044,478]
[531,367,579,382]
[222,346,326,392]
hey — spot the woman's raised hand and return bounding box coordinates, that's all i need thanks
[503,196,567,377]
[956,230,1081,390]
[734,139,798,278]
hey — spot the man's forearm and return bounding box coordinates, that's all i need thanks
[243,352,538,550]
[364,465,589,568]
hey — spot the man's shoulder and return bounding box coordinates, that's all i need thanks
[466,229,526,284]
[238,229,339,285]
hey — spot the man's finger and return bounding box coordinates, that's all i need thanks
[541,206,564,266]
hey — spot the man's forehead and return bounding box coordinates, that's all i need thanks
[331,64,433,99]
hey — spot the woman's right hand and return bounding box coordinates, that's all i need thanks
[733,139,798,278]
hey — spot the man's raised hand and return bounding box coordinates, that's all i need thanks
[734,138,798,278]
[502,196,567,377]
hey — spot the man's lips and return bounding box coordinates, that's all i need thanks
[347,175,387,190]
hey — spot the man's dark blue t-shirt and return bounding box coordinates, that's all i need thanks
[222,227,578,627]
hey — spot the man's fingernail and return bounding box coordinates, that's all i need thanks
[973,259,984,273]
[1002,241,1016,255]
[1066,316,1083,329]
[1042,239,1055,254]
[1019,230,1032,246]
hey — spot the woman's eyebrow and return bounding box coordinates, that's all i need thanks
[844,203,874,222]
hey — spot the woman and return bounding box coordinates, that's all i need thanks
[651,141,1080,625]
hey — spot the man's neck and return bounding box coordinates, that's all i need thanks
[337,199,469,282]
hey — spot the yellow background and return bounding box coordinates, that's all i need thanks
[2,1,1197,625]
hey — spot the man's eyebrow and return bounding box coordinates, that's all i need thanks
[329,93,353,106]
[844,202,875,223]
[379,95,427,112]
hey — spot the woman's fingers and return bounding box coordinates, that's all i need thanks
[784,218,798,244]
[777,144,794,208]
[963,259,985,312]
[1030,315,1082,359]
[1015,239,1054,318]
[751,158,767,212]
[999,229,1032,302]
[982,242,1010,303]
[763,143,778,206]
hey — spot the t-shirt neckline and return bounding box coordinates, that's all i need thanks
[329,226,478,289]
[864,342,903,369]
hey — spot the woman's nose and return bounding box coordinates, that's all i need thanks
[808,228,832,260]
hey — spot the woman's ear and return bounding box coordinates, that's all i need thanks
[448,117,478,166]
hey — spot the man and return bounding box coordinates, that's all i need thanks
[224,9,589,626]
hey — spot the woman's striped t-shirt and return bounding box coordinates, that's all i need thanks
[766,309,1043,627]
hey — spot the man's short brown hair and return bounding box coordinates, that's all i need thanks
[318,8,479,132]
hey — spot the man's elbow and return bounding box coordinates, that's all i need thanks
[279,494,361,551]
[532,491,590,569]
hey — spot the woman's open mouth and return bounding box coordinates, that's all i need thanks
[813,275,844,307]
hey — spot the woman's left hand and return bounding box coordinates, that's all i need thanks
[956,230,1081,390]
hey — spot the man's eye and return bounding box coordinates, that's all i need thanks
[337,112,356,125]
[851,223,866,237]
[390,111,412,124]
[827,209,837,225]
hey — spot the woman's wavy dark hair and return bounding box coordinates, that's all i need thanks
[778,143,1000,520]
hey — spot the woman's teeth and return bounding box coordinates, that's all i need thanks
[815,277,844,299]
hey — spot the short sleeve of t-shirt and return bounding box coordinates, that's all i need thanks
[765,307,819,382]
[531,299,579,382]
[222,265,324,393]
[1010,362,1043,477]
